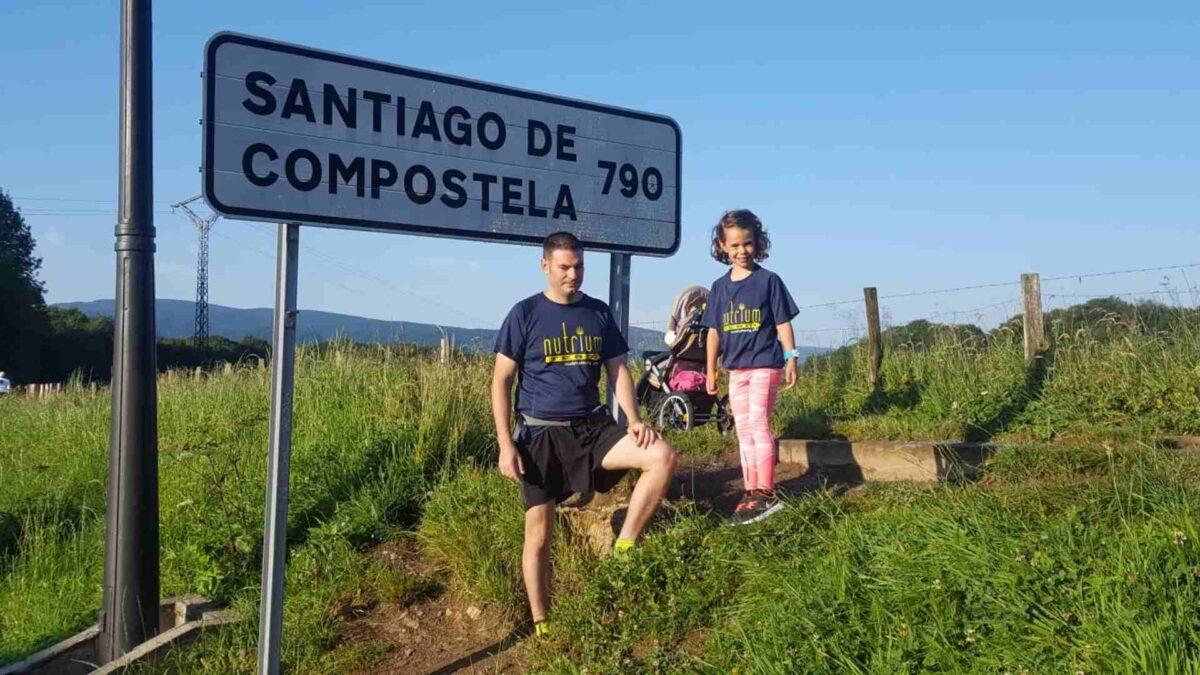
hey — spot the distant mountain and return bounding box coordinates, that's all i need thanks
[56,299,827,362]
[53,299,658,355]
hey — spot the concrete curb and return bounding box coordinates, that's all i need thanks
[0,596,237,674]
[1164,436,1200,453]
[778,436,1200,483]
[778,440,994,483]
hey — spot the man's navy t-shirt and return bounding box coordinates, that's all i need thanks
[701,267,799,369]
[495,293,629,420]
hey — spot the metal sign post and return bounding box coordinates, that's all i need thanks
[607,253,631,423]
[99,0,159,663]
[256,223,300,675]
[200,33,681,675]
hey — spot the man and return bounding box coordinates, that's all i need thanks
[491,231,678,637]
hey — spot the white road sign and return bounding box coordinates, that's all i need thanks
[202,33,681,256]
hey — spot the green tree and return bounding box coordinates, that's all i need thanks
[0,189,49,381]
[990,297,1200,344]
[40,307,113,382]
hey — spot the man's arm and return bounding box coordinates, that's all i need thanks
[606,357,643,425]
[606,356,659,448]
[491,353,524,481]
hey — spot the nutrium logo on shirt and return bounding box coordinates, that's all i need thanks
[722,301,762,333]
[543,323,604,364]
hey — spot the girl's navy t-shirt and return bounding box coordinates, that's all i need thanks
[495,293,629,421]
[700,267,799,370]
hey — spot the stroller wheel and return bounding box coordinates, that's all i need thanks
[716,395,735,437]
[657,393,693,432]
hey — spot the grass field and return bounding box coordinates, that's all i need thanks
[2,308,1199,672]
[0,343,495,670]
[517,445,1200,673]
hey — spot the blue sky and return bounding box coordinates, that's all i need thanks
[3,1,1199,347]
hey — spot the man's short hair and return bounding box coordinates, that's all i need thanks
[542,231,583,259]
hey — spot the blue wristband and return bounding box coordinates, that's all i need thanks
[783,349,799,360]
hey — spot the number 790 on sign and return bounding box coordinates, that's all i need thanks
[597,160,664,201]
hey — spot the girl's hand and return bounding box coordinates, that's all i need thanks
[783,359,798,391]
[706,370,720,396]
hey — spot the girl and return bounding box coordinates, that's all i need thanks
[701,209,800,525]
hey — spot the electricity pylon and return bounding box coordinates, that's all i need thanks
[172,196,219,346]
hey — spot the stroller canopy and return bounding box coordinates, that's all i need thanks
[667,285,709,333]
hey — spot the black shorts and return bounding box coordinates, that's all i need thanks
[516,410,629,509]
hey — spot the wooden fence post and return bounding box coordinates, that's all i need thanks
[864,287,883,388]
[439,334,449,364]
[1021,273,1046,365]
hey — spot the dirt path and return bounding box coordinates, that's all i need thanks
[345,584,527,674]
[342,540,527,674]
[342,452,839,674]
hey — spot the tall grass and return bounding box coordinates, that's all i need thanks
[0,342,494,668]
[777,316,1200,443]
[428,445,1200,673]
[702,448,1200,674]
[417,469,525,610]
[5,311,1200,670]
[1014,320,1200,440]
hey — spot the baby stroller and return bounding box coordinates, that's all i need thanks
[635,285,733,434]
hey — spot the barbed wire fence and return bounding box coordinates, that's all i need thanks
[628,262,1200,355]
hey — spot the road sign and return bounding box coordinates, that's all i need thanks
[202,32,681,256]
[201,33,683,674]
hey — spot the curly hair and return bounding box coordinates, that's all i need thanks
[710,209,770,264]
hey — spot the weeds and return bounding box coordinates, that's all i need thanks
[3,311,1200,671]
[0,341,494,668]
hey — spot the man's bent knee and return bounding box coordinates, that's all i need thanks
[652,440,678,473]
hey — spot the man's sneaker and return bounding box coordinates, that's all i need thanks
[733,489,784,526]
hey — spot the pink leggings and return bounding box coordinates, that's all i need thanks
[729,368,782,491]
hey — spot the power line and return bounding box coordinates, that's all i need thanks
[797,326,865,334]
[796,262,1200,310]
[206,227,368,298]
[19,210,176,216]
[1047,290,1198,300]
[1043,262,1200,283]
[11,196,174,205]
[240,222,495,328]
[168,218,490,323]
[20,208,113,213]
